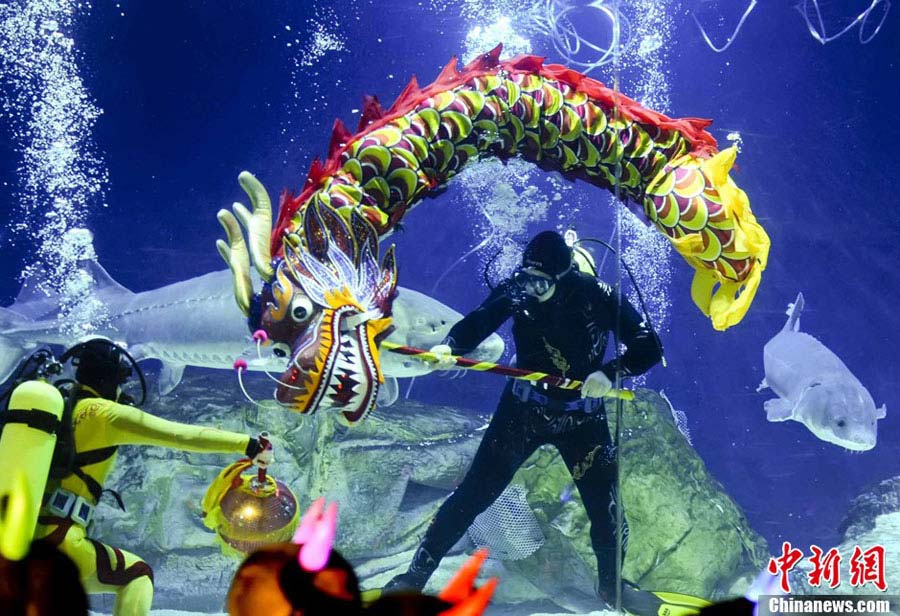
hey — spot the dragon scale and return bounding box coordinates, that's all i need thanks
[275,47,770,331]
[218,47,771,422]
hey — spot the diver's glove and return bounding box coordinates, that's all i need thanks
[246,431,275,469]
[428,344,458,371]
[581,370,612,399]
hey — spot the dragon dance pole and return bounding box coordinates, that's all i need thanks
[381,341,635,401]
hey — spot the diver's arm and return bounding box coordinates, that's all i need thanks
[443,282,514,356]
[99,401,252,454]
[594,281,663,380]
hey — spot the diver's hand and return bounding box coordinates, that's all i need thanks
[581,370,612,399]
[246,431,275,468]
[427,344,457,371]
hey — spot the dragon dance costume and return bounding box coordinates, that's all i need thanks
[216,46,770,424]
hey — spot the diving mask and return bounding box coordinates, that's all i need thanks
[513,268,556,297]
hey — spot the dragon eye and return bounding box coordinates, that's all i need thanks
[272,343,291,358]
[291,297,313,322]
[836,419,847,428]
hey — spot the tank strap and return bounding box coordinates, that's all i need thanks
[74,446,118,466]
[69,446,126,512]
[0,408,61,434]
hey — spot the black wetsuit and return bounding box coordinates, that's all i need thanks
[414,270,662,597]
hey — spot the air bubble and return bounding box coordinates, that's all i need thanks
[0,0,110,335]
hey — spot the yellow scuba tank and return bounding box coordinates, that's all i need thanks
[563,228,598,277]
[0,380,65,560]
[572,244,598,277]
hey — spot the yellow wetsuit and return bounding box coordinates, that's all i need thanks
[34,387,251,616]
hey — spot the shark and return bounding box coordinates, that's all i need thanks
[0,261,504,405]
[757,292,885,451]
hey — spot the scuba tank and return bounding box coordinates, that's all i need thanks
[0,339,147,560]
[0,339,145,561]
[0,378,65,560]
[566,229,599,277]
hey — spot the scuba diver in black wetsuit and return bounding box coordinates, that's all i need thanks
[384,230,663,607]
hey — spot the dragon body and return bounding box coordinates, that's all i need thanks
[218,46,770,422]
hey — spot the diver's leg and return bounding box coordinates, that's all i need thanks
[90,540,154,616]
[385,384,540,591]
[41,518,154,616]
[553,412,622,604]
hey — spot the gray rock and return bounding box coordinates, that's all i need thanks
[838,477,900,541]
[792,479,900,597]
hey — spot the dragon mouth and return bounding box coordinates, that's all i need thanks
[322,336,377,417]
[250,197,397,424]
[274,306,381,425]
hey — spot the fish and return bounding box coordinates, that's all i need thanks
[757,292,885,451]
[0,261,503,400]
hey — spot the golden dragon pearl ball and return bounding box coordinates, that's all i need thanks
[216,479,299,554]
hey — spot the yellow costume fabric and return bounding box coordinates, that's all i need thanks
[35,391,250,616]
[644,146,770,330]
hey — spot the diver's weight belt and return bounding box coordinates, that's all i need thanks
[45,488,94,526]
[511,379,603,413]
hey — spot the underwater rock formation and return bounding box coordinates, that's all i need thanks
[791,477,900,595]
[616,390,770,597]
[90,373,766,612]
[838,477,900,540]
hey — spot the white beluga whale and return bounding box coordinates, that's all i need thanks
[0,261,504,402]
[757,292,885,451]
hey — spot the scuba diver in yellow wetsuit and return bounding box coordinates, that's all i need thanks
[1,338,271,616]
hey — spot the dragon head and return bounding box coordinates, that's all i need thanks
[217,172,397,425]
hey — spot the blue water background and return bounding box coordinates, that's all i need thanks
[1,0,899,557]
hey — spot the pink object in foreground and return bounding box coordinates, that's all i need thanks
[292,497,338,572]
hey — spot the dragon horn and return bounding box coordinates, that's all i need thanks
[233,171,274,282]
[216,209,253,316]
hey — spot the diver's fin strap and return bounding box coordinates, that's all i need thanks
[69,447,126,511]
[0,408,61,434]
